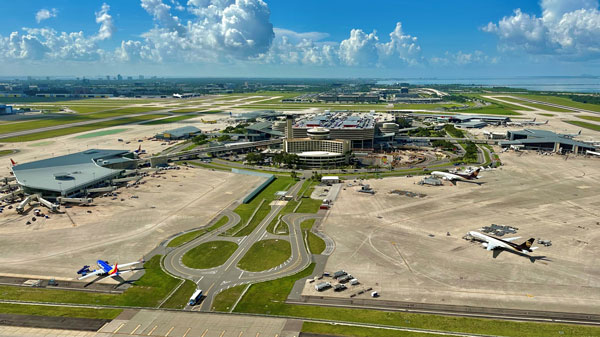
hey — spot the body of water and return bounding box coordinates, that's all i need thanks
[376,77,600,93]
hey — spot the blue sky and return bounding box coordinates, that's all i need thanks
[0,0,598,78]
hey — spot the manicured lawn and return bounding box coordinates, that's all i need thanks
[566,121,600,132]
[66,106,116,114]
[212,284,248,312]
[266,200,297,234]
[0,255,179,307]
[167,215,229,248]
[460,107,521,115]
[296,192,322,214]
[300,219,325,254]
[0,149,15,157]
[232,200,272,237]
[223,176,295,236]
[302,322,447,337]
[160,280,197,309]
[578,115,600,122]
[182,241,238,269]
[237,239,291,272]
[0,303,122,320]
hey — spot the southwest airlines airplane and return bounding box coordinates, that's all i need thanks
[77,260,142,280]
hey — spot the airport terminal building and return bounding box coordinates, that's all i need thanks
[292,112,377,149]
[11,149,137,198]
[500,129,595,154]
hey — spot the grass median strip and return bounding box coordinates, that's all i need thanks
[182,241,238,269]
[160,280,197,309]
[300,219,325,255]
[566,120,600,132]
[0,303,122,320]
[301,322,448,337]
[211,284,248,312]
[167,215,229,248]
[237,239,291,272]
[0,255,179,307]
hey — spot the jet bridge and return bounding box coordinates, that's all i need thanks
[16,194,59,213]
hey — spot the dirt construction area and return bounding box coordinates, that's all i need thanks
[309,151,600,314]
[0,167,263,280]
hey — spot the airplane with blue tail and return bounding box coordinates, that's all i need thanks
[77,259,142,281]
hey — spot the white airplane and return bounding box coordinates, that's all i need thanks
[586,150,600,157]
[506,118,548,126]
[469,231,538,258]
[77,259,142,281]
[431,167,481,185]
[560,129,582,139]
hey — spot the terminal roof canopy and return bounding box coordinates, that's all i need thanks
[12,149,130,194]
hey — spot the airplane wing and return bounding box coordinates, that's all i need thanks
[486,243,498,250]
[78,269,104,280]
[116,261,142,269]
[504,237,521,242]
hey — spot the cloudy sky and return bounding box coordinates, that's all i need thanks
[0,0,599,78]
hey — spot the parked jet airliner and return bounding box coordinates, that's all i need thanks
[431,168,481,184]
[469,231,538,258]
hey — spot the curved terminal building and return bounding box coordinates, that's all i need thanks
[284,126,350,168]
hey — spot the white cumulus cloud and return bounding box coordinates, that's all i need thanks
[95,3,115,41]
[484,0,600,59]
[35,8,58,23]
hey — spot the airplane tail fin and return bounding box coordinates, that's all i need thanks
[471,168,481,178]
[545,120,548,124]
[10,158,16,166]
[578,129,582,135]
[517,238,535,252]
[532,118,536,122]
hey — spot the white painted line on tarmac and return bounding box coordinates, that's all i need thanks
[182,327,192,337]
[147,325,158,336]
[165,326,175,336]
[239,271,244,279]
[113,323,125,333]
[131,324,141,335]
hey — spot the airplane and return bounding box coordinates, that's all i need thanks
[77,259,142,281]
[431,167,481,185]
[172,93,183,99]
[10,158,16,166]
[560,129,581,139]
[506,118,548,126]
[468,231,538,258]
[134,145,142,154]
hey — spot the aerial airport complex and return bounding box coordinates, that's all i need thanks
[0,80,600,337]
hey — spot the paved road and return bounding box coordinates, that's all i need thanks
[162,180,324,311]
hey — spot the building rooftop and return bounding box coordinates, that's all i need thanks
[295,112,375,130]
[12,149,130,194]
[159,126,201,138]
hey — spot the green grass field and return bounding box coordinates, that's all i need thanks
[460,106,521,115]
[0,149,15,157]
[237,239,291,272]
[160,280,197,309]
[167,215,230,248]
[302,322,448,337]
[300,219,325,254]
[577,115,600,122]
[266,200,297,234]
[0,255,179,307]
[212,284,247,312]
[566,120,600,132]
[223,176,295,236]
[0,303,122,320]
[182,241,238,269]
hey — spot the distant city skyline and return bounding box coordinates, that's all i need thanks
[0,0,599,78]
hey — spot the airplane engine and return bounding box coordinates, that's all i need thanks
[481,242,488,248]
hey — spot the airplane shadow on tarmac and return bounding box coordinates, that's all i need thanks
[84,267,145,289]
[493,249,550,263]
